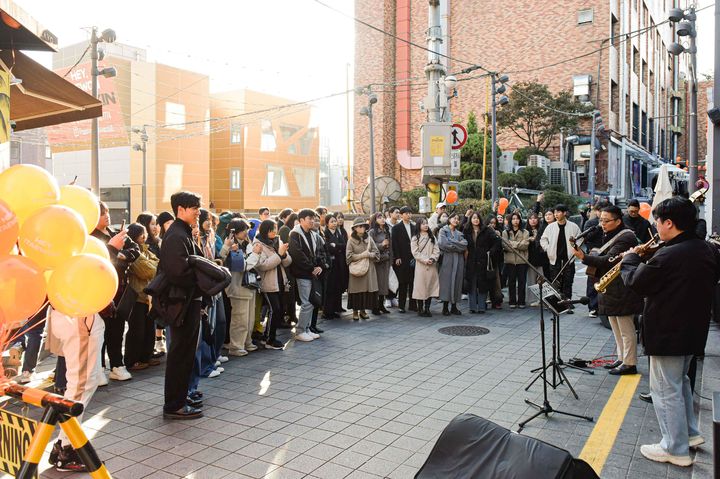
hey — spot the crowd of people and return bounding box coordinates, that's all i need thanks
[5,189,719,471]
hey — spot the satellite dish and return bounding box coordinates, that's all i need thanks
[360,176,402,214]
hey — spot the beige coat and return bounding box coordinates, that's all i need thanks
[346,234,380,294]
[251,239,292,293]
[411,233,440,300]
[502,228,530,265]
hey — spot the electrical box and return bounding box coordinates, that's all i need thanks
[418,196,431,213]
[421,122,452,183]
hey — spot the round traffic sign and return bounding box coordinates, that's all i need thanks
[451,124,467,150]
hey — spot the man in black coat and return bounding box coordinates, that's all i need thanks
[158,191,204,420]
[623,199,653,243]
[391,206,417,312]
[580,203,604,316]
[573,205,643,375]
[621,197,720,466]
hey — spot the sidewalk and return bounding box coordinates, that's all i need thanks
[0,272,716,478]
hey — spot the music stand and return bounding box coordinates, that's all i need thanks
[517,278,594,432]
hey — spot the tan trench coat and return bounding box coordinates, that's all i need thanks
[346,234,380,294]
[411,233,441,300]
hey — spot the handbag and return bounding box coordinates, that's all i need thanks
[309,278,323,307]
[242,269,261,290]
[115,286,138,322]
[349,239,372,277]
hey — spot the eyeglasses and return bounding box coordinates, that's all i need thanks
[599,218,620,223]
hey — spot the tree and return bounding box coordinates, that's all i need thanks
[496,81,593,151]
[458,180,492,199]
[517,166,547,190]
[459,111,500,182]
[498,172,523,188]
[513,146,547,166]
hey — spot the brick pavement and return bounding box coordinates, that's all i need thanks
[1,271,716,479]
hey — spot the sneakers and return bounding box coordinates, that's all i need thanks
[16,371,32,384]
[207,370,221,378]
[588,310,598,318]
[97,371,108,387]
[295,332,315,342]
[690,435,705,448]
[265,339,285,350]
[155,339,166,353]
[128,362,149,371]
[228,349,248,357]
[640,443,692,466]
[245,344,258,352]
[109,366,132,381]
[215,367,224,373]
[308,331,320,339]
[49,440,88,472]
[530,301,540,307]
[217,355,229,363]
[391,299,399,308]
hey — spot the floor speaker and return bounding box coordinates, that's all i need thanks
[415,413,599,479]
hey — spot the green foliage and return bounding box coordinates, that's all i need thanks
[467,111,479,135]
[498,172,523,188]
[459,111,500,182]
[517,166,548,190]
[394,187,426,210]
[513,146,547,166]
[497,81,593,151]
[448,199,493,219]
[541,188,579,214]
[458,180,492,200]
[458,162,485,181]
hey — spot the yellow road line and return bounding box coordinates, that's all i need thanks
[579,374,641,475]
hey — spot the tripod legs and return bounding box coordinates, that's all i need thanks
[518,399,594,433]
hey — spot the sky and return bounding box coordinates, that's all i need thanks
[16,0,356,161]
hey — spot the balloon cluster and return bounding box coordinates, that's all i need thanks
[639,202,652,220]
[498,198,509,215]
[0,165,119,327]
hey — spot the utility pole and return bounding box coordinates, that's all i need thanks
[589,111,598,197]
[359,92,378,214]
[712,1,720,234]
[346,63,352,212]
[688,9,698,193]
[132,126,148,212]
[90,27,99,194]
[490,74,509,206]
[426,0,444,123]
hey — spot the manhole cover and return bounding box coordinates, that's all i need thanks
[438,325,490,336]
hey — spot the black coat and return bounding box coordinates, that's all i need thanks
[623,214,653,243]
[324,227,349,293]
[621,231,720,356]
[527,227,548,267]
[582,217,603,250]
[464,226,499,291]
[157,220,201,299]
[582,226,643,316]
[391,221,417,283]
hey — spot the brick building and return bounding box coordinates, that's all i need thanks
[354,0,682,201]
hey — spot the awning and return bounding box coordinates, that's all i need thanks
[0,1,57,52]
[0,50,102,131]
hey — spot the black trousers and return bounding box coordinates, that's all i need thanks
[124,302,154,367]
[164,300,201,412]
[283,288,297,322]
[549,260,575,300]
[396,274,416,311]
[506,264,528,305]
[263,292,283,342]
[102,312,126,369]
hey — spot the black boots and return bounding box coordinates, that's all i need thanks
[442,302,450,316]
[450,304,462,315]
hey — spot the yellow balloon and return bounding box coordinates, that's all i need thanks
[19,205,87,270]
[82,235,111,261]
[0,164,60,223]
[59,185,100,234]
[48,254,118,317]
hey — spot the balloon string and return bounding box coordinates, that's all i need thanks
[2,301,49,348]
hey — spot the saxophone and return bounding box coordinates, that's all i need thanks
[594,233,660,293]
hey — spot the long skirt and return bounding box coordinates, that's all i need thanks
[347,292,377,310]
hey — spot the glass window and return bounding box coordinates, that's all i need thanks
[261,165,289,196]
[260,120,276,152]
[230,168,241,190]
[293,167,317,197]
[165,102,185,130]
[632,103,639,143]
[279,125,301,141]
[577,9,593,24]
[230,123,242,144]
[299,129,317,155]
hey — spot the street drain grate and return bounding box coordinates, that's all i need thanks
[438,325,490,336]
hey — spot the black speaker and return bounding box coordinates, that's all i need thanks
[415,414,599,479]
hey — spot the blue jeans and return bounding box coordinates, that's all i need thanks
[296,279,314,332]
[55,356,67,391]
[649,355,700,456]
[18,311,45,373]
[467,275,487,311]
[213,297,227,357]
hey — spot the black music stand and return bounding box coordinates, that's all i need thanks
[517,278,594,432]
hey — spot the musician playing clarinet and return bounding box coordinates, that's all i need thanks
[621,197,720,467]
[572,205,642,376]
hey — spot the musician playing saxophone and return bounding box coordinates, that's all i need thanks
[572,205,643,375]
[620,197,720,467]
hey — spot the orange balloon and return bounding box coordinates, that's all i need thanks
[498,198,509,215]
[446,190,458,204]
[639,202,652,220]
[19,205,87,270]
[59,185,100,234]
[0,199,19,256]
[0,164,60,224]
[48,254,118,317]
[0,256,47,325]
[82,235,111,261]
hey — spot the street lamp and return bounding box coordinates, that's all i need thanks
[668,7,698,193]
[359,92,378,214]
[132,126,148,211]
[90,26,117,195]
[491,73,509,205]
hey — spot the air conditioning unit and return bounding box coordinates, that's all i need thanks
[527,154,551,176]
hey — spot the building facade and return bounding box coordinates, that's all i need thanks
[354,0,682,201]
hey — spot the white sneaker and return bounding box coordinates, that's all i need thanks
[217,355,229,363]
[207,369,221,378]
[461,294,468,300]
[689,435,705,448]
[391,299,399,308]
[245,344,258,352]
[155,339,166,353]
[97,371,108,387]
[295,332,315,342]
[228,349,248,357]
[216,367,224,373]
[109,366,132,381]
[215,360,221,367]
[640,443,692,466]
[308,331,320,339]
[16,371,32,384]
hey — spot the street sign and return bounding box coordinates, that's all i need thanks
[451,123,467,150]
[450,150,461,176]
[0,408,37,478]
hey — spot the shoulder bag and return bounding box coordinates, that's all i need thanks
[349,238,372,277]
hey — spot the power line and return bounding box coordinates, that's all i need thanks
[61,44,90,79]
